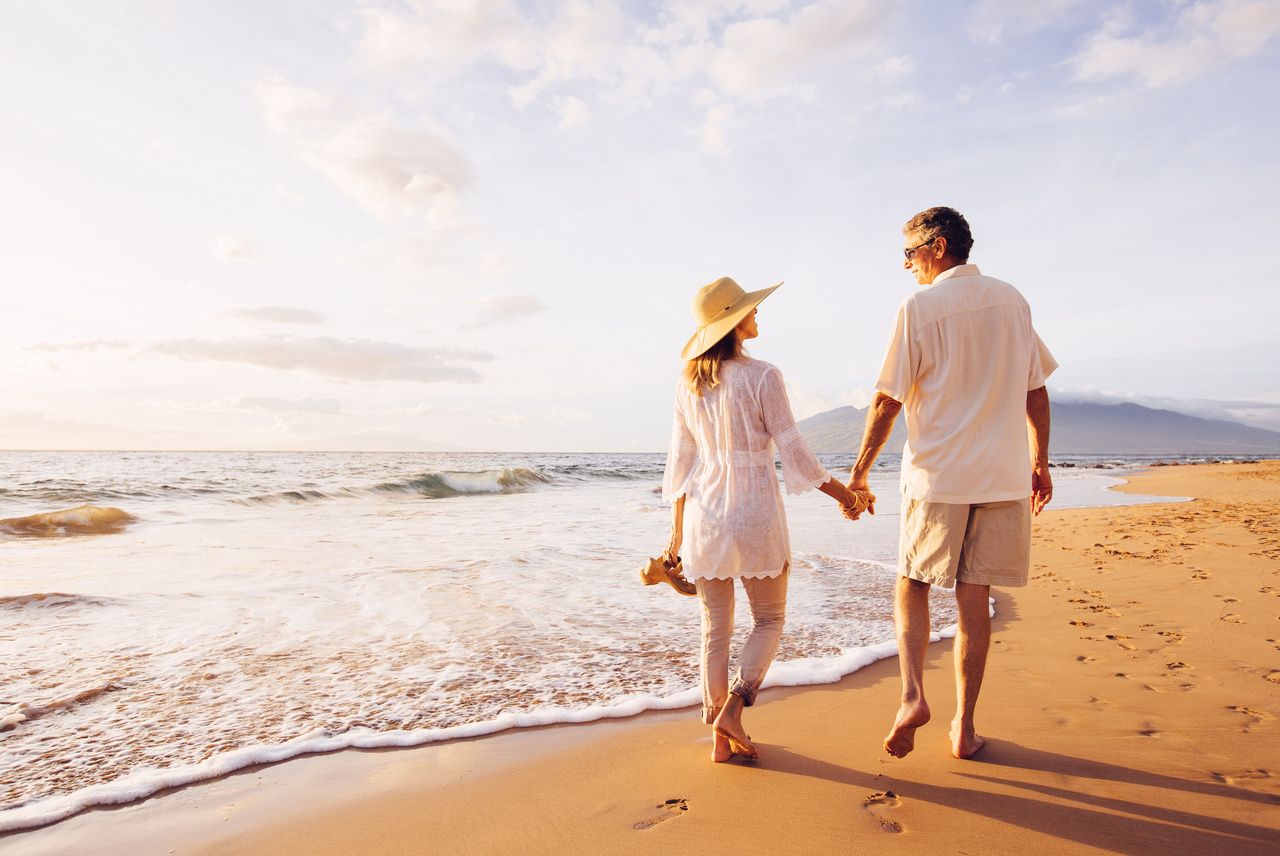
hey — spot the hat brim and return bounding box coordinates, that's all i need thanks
[680,281,782,360]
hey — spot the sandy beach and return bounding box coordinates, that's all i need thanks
[8,460,1280,855]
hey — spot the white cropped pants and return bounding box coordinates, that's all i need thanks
[695,566,788,723]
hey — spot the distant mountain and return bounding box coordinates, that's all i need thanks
[796,400,1280,456]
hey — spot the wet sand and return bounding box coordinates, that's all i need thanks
[6,461,1280,855]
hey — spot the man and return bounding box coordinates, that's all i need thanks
[847,206,1056,760]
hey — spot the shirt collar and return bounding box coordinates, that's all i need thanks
[931,263,980,285]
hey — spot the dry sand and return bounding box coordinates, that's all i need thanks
[6,461,1279,855]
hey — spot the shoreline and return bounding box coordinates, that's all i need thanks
[6,461,1280,854]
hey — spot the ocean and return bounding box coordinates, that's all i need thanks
[0,450,1199,831]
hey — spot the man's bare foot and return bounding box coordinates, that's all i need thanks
[949,720,985,759]
[883,699,931,758]
[712,731,733,763]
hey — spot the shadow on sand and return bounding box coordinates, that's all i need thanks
[750,740,1280,855]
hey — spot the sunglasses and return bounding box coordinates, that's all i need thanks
[903,237,936,260]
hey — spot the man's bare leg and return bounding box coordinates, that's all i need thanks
[951,581,991,759]
[884,576,932,757]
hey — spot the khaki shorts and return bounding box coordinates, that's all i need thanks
[899,494,1031,588]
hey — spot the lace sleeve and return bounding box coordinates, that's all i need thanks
[661,389,697,503]
[758,366,832,496]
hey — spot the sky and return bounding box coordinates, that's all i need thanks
[2,0,1279,452]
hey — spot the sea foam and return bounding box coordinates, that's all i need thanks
[0,606,986,833]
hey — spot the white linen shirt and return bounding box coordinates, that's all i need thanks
[662,358,832,580]
[876,264,1058,504]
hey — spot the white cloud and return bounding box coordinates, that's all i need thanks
[647,0,791,45]
[967,0,1083,45]
[356,1,538,74]
[229,306,326,325]
[0,412,235,451]
[873,54,914,79]
[405,403,525,426]
[356,0,899,119]
[1070,0,1280,88]
[547,405,591,424]
[214,234,261,262]
[699,104,733,154]
[150,336,492,384]
[237,396,343,415]
[710,0,893,98]
[1052,387,1280,432]
[256,77,471,225]
[353,229,510,293]
[554,95,591,129]
[879,92,919,110]
[470,293,548,326]
[29,340,132,352]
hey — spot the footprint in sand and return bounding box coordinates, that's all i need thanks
[1211,769,1273,785]
[1266,671,1280,684]
[1221,614,1246,624]
[1157,630,1184,643]
[633,798,689,830]
[1139,726,1161,737]
[1166,661,1191,670]
[864,791,904,833]
[1069,620,1093,627]
[1228,706,1273,733]
[1076,655,1095,663]
[1104,635,1136,651]
[1191,570,1211,580]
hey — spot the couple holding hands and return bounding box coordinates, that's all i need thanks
[651,206,1058,764]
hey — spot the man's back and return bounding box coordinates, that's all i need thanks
[876,263,1056,503]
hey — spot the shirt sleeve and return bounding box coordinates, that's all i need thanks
[758,366,832,496]
[874,298,916,402]
[661,387,697,504]
[1027,327,1059,390]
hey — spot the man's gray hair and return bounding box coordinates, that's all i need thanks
[904,206,974,262]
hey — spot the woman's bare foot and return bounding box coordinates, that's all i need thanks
[711,730,733,763]
[949,718,985,759]
[883,698,931,758]
[712,702,757,758]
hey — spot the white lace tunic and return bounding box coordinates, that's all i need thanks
[661,358,833,580]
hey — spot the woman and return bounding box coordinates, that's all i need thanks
[662,276,870,762]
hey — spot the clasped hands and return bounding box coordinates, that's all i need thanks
[840,481,876,522]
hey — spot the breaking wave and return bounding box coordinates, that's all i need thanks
[234,464,645,505]
[0,505,137,537]
[0,593,118,610]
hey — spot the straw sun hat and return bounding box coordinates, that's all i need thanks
[680,276,782,360]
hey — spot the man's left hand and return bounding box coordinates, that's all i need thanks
[1031,464,1053,515]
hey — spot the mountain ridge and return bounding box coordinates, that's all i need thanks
[795,400,1280,456]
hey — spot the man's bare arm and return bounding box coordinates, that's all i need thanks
[847,392,902,511]
[1026,386,1052,515]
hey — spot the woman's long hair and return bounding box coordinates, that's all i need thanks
[683,330,743,397]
